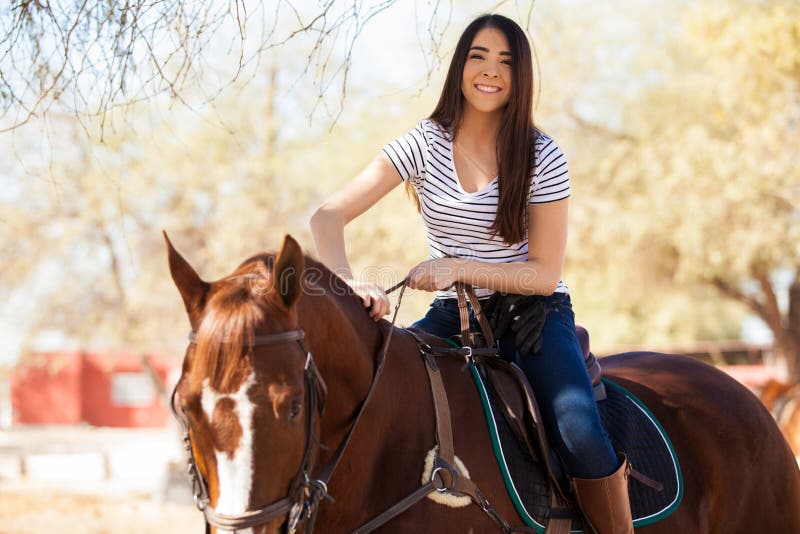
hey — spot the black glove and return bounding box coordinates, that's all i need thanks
[483,293,550,356]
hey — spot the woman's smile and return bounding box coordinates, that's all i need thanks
[474,83,502,94]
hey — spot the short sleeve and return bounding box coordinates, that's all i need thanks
[529,134,571,204]
[381,121,428,185]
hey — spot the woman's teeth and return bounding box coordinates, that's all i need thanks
[475,84,501,93]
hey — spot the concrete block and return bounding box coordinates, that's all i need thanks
[0,453,22,479]
[23,452,106,482]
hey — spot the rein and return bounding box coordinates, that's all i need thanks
[171,275,410,533]
[171,276,530,533]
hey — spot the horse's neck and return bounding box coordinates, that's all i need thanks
[298,288,384,443]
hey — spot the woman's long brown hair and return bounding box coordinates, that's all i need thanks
[424,14,539,245]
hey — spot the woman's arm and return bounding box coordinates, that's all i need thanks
[408,198,568,295]
[310,152,403,318]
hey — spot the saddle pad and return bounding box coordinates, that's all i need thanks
[469,363,683,533]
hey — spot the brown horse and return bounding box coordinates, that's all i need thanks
[166,233,800,534]
[760,379,800,459]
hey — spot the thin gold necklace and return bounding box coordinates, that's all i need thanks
[454,139,498,179]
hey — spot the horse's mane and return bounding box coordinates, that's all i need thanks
[193,256,274,392]
[191,251,368,392]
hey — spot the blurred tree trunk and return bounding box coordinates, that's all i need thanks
[784,275,800,382]
[712,270,800,382]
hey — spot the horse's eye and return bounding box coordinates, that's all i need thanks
[289,400,303,422]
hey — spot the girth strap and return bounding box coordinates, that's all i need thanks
[423,351,456,467]
[354,329,532,534]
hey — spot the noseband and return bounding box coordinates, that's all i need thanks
[171,276,409,534]
[170,327,331,533]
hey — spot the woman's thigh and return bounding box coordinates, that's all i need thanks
[517,297,592,403]
[411,299,462,339]
[506,294,617,477]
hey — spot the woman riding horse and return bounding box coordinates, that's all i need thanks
[311,13,629,533]
[167,234,800,533]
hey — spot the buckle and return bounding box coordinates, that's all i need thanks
[459,346,473,364]
[431,466,450,493]
[430,459,459,493]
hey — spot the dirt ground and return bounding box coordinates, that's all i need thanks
[0,486,204,534]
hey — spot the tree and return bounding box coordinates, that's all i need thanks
[0,0,504,133]
[569,0,800,377]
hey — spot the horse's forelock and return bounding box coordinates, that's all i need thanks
[191,252,356,392]
[194,282,265,393]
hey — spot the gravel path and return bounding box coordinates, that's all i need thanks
[0,484,204,534]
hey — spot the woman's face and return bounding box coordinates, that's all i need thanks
[461,27,513,115]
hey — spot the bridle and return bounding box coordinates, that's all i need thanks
[170,277,409,533]
[171,327,332,533]
[170,277,536,533]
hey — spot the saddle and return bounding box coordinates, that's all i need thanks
[356,283,680,533]
[444,284,680,533]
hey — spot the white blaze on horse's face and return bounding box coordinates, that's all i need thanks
[201,371,257,534]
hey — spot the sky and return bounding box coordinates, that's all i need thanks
[0,0,778,366]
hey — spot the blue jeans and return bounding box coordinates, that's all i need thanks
[412,293,619,479]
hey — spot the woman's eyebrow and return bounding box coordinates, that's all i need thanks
[469,45,512,56]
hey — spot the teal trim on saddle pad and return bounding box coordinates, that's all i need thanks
[469,362,546,532]
[468,363,684,533]
[602,379,684,527]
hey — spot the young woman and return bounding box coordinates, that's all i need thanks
[310,14,633,534]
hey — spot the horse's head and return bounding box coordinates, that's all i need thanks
[165,232,327,533]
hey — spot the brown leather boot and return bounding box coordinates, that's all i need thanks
[570,453,634,534]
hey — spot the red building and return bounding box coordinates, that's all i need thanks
[10,351,179,427]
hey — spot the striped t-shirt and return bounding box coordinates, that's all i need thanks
[382,118,570,299]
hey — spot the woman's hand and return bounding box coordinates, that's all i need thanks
[345,279,391,321]
[407,258,460,292]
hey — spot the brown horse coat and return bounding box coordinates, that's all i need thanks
[168,235,800,533]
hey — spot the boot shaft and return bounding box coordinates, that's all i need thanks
[570,453,634,534]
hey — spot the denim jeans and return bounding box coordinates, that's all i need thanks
[412,293,619,479]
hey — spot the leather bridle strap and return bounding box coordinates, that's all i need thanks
[171,328,323,532]
[203,498,294,530]
[187,329,306,346]
[353,327,534,534]
[311,278,409,487]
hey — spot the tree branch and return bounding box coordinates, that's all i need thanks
[755,271,785,332]
[708,276,766,317]
[566,105,637,142]
[1,0,463,133]
[789,269,800,343]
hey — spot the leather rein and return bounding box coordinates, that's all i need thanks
[170,276,411,533]
[171,278,529,533]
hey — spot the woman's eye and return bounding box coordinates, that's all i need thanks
[469,54,483,60]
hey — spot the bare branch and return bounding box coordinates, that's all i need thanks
[709,276,766,318]
[756,271,786,332]
[566,105,636,142]
[2,0,473,133]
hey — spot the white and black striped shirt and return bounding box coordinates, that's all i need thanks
[382,118,570,298]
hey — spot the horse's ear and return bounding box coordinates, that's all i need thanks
[272,235,305,308]
[164,231,210,328]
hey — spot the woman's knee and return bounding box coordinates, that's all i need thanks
[550,394,609,455]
